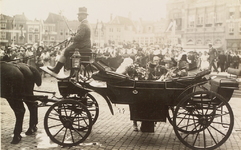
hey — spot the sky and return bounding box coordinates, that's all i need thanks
[0,0,168,23]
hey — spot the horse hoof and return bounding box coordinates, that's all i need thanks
[25,126,38,135]
[11,135,22,144]
[33,126,38,132]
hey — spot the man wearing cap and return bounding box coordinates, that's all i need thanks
[208,43,219,72]
[48,7,91,74]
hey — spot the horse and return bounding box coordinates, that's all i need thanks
[0,61,42,144]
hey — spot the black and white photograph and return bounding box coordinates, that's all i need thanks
[0,0,241,149]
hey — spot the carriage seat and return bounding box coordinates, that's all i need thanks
[69,49,96,64]
[93,60,130,81]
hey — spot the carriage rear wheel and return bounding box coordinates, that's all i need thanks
[167,106,175,126]
[44,100,92,146]
[173,91,234,150]
[79,93,99,125]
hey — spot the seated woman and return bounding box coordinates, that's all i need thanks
[177,54,189,77]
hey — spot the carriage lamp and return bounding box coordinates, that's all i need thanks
[71,49,81,69]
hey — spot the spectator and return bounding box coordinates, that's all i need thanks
[208,43,219,73]
[218,51,226,72]
[232,52,240,69]
[40,49,50,77]
[200,51,209,71]
[225,51,233,70]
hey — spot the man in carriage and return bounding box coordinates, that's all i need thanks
[47,7,92,74]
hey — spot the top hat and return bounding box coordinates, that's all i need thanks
[78,7,88,15]
[208,43,213,46]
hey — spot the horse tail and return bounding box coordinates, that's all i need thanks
[29,65,42,86]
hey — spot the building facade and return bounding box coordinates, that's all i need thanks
[0,14,13,48]
[166,0,241,51]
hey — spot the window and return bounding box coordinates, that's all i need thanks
[205,39,211,45]
[35,35,39,41]
[229,12,234,19]
[117,28,121,32]
[29,35,32,41]
[196,39,202,45]
[109,35,113,40]
[206,12,214,24]
[0,32,6,40]
[28,27,34,32]
[34,28,39,32]
[228,23,234,34]
[148,26,152,32]
[214,39,222,45]
[239,22,241,32]
[216,12,223,23]
[197,14,204,25]
[50,36,55,41]
[117,35,120,42]
[0,23,6,29]
[141,37,144,43]
[150,37,153,44]
[188,15,195,28]
[187,39,194,45]
[109,28,113,32]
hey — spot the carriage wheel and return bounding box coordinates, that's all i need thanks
[44,100,92,146]
[167,106,175,126]
[81,93,99,125]
[173,91,234,150]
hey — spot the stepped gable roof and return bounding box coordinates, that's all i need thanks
[13,13,28,21]
[0,14,13,20]
[109,15,136,31]
[45,13,65,23]
[109,16,133,25]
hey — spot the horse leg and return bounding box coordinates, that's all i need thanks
[25,101,38,135]
[7,98,25,144]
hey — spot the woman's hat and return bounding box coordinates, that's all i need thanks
[78,7,88,15]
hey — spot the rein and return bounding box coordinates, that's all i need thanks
[2,55,36,62]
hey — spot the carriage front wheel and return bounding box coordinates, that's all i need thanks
[44,99,92,146]
[173,91,234,150]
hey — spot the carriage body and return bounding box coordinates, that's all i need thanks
[107,78,194,122]
[39,49,239,150]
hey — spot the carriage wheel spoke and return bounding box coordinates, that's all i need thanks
[49,124,63,129]
[48,117,61,121]
[192,126,201,146]
[72,127,84,138]
[177,112,188,126]
[207,126,218,144]
[212,121,230,126]
[62,127,68,143]
[183,124,201,140]
[179,122,199,129]
[203,128,206,148]
[53,126,65,138]
[69,128,75,144]
[209,124,226,136]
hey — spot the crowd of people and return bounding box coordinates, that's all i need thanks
[0,42,240,79]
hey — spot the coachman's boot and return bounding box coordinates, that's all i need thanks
[47,62,64,74]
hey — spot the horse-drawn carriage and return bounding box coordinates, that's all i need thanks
[1,47,239,149]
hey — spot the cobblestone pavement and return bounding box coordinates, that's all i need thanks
[1,75,241,150]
